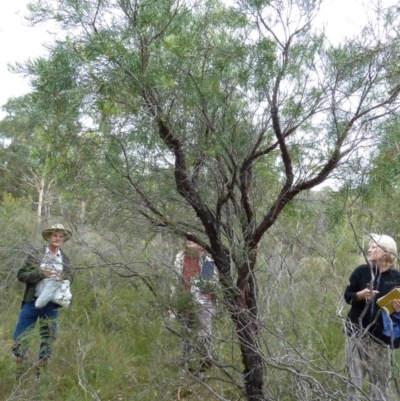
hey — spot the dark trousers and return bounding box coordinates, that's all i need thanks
[12,299,59,360]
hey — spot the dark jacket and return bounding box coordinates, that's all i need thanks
[17,247,73,303]
[344,264,400,346]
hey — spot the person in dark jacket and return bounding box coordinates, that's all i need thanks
[12,224,73,379]
[344,234,400,401]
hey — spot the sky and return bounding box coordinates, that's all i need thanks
[0,0,392,117]
[0,0,53,115]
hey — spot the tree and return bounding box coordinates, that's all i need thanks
[0,97,39,200]
[0,89,83,223]
[15,0,400,399]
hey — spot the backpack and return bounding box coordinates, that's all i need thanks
[381,312,400,349]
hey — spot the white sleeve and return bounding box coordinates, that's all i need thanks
[171,251,184,295]
[174,252,184,277]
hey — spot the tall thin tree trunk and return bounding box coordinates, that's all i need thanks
[80,200,86,220]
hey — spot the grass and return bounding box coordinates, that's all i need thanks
[1,273,234,401]
[3,228,398,401]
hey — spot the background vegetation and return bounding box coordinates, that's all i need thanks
[1,188,398,400]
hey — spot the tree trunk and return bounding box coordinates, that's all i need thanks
[37,176,44,225]
[80,200,86,220]
[216,250,265,401]
[233,306,264,401]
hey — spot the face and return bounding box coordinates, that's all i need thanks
[186,240,203,252]
[47,231,66,248]
[368,241,386,264]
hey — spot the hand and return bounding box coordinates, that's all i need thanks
[43,270,62,280]
[392,299,400,313]
[357,287,379,302]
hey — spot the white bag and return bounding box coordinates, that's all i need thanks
[35,279,72,308]
[53,280,72,308]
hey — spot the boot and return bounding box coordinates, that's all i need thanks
[198,357,212,372]
[35,358,48,381]
[15,356,27,379]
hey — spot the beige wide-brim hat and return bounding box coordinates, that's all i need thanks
[42,224,72,242]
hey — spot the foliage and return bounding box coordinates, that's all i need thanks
[0,206,386,401]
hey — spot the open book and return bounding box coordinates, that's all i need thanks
[377,288,400,314]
